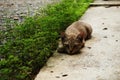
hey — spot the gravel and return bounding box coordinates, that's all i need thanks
[0,0,60,29]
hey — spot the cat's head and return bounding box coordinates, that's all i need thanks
[61,32,84,54]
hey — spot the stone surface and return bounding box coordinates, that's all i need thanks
[0,0,60,29]
[35,2,120,80]
[91,0,120,6]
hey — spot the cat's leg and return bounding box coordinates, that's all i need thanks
[81,39,85,48]
[57,47,66,53]
[57,41,67,53]
[85,34,92,40]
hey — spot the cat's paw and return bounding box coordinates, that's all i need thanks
[81,43,85,48]
[57,47,66,53]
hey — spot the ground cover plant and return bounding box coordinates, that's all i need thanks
[0,0,93,80]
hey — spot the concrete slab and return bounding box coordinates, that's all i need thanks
[91,0,120,6]
[35,4,120,80]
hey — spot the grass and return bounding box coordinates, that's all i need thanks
[0,0,93,80]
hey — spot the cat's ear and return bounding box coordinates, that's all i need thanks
[77,32,84,42]
[60,32,66,41]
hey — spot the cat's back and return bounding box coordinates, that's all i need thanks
[65,21,87,36]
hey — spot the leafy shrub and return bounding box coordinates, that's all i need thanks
[0,0,93,80]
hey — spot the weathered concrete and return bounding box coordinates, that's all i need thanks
[91,0,120,6]
[35,2,120,80]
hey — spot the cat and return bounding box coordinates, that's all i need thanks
[57,21,92,55]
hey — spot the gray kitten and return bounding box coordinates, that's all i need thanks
[57,21,92,55]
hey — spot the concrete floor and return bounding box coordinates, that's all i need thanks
[35,1,120,80]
